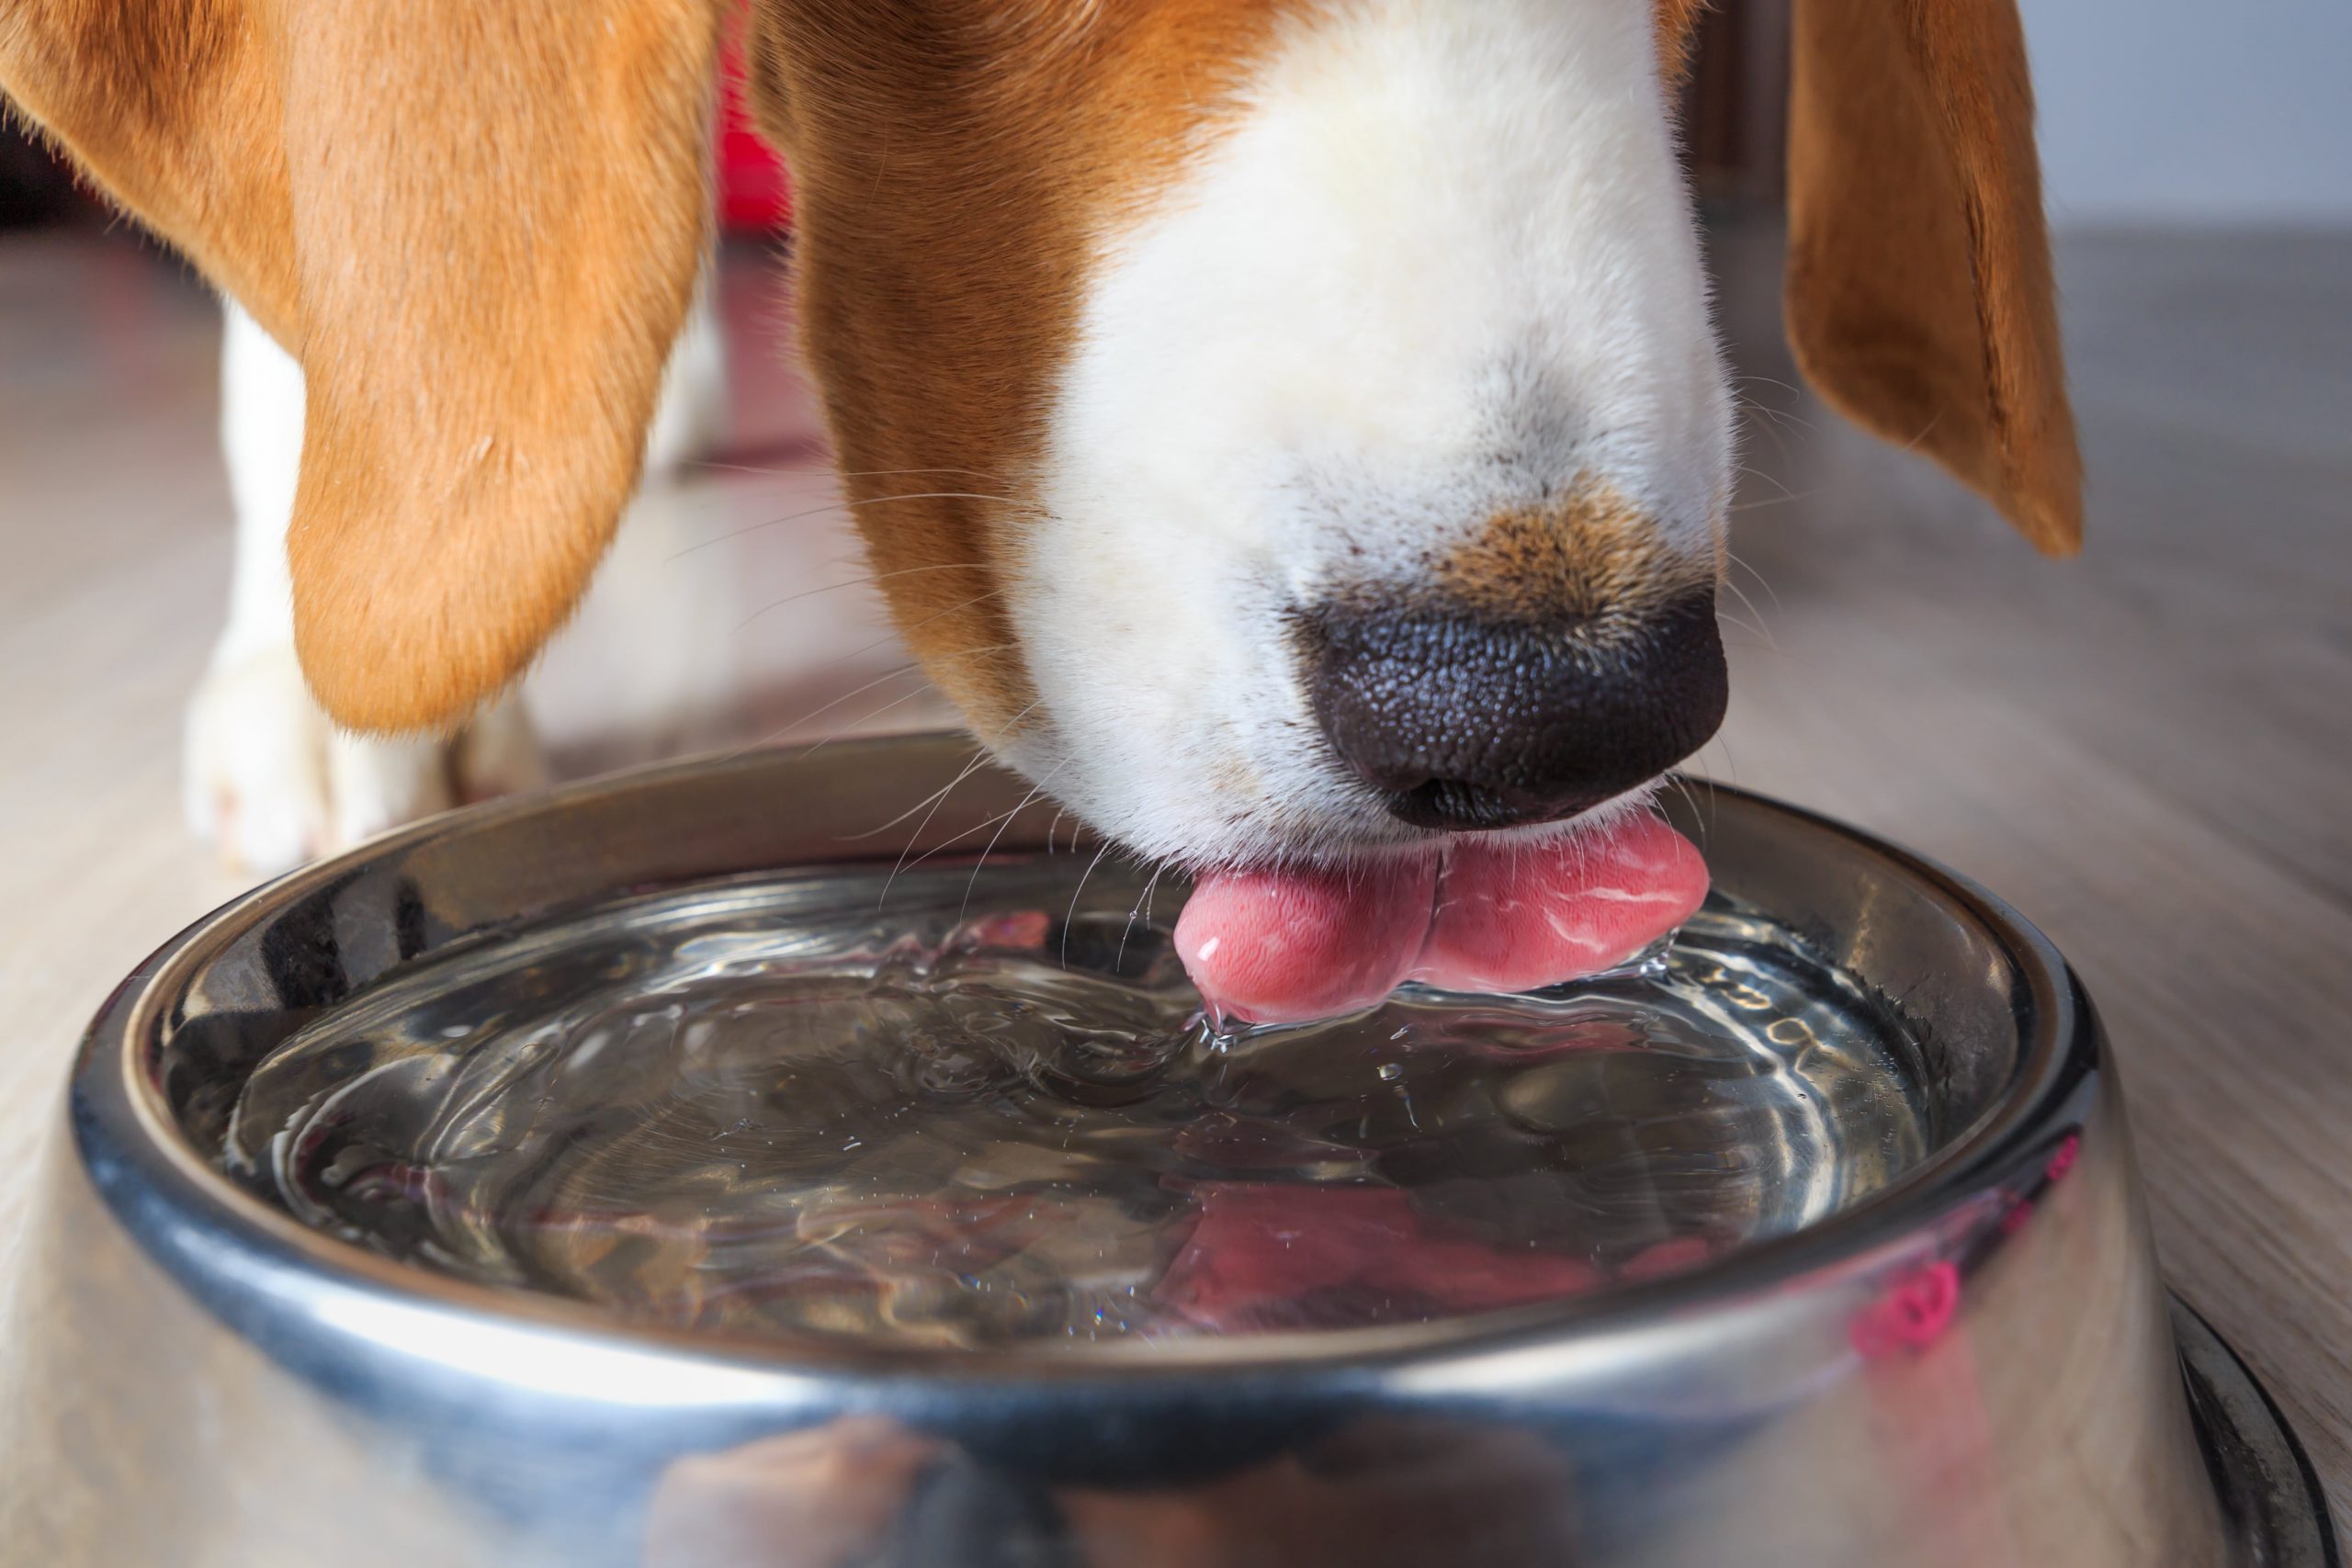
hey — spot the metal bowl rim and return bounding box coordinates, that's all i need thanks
[73,735,2088,1385]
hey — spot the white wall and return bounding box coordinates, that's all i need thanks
[2023,0,2352,225]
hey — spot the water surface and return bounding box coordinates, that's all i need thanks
[224,860,1928,1348]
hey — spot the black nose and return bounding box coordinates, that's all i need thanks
[1300,591,1727,831]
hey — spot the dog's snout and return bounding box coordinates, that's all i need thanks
[1302,592,1728,831]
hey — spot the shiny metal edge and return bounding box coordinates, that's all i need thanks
[2176,1297,2343,1566]
[74,734,2086,1382]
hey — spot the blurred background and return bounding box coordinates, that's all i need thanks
[2,0,2347,1517]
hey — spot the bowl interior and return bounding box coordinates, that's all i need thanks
[118,735,2065,1365]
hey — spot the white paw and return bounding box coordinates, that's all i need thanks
[183,648,546,878]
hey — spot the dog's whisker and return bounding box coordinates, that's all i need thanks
[736,589,1012,713]
[1696,731,1741,792]
[1729,371,1806,398]
[1060,841,1118,970]
[855,693,1046,866]
[761,676,954,767]
[719,639,1006,757]
[1728,377,1822,440]
[1726,483,1838,514]
[1730,461,1804,506]
[711,662,919,767]
[959,760,1070,921]
[1731,392,1804,466]
[722,560,993,631]
[876,721,1049,906]
[1714,628,1792,666]
[665,494,934,561]
[686,460,1016,485]
[1724,549,1784,616]
[721,641,1013,765]
[871,750,1001,908]
[878,793,997,908]
[901,790,1035,899]
[1717,580,1776,651]
[851,748,990,846]
[1730,384,1819,434]
[1898,410,1947,456]
[738,576,1006,639]
[669,491,1041,561]
[676,457,829,480]
[831,466,1025,490]
[1664,772,1702,840]
[820,587,1009,660]
[837,695,1039,851]
[1717,636,1790,662]
[1114,858,1169,973]
[1663,770,1719,847]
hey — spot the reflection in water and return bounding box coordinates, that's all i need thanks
[224,860,1927,1348]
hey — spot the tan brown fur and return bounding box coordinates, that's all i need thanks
[1785,0,2083,556]
[1652,0,1711,83]
[2,0,718,732]
[746,0,1326,739]
[1438,481,1713,629]
[1,0,2081,740]
[0,0,298,341]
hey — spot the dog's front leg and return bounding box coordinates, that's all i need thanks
[179,299,550,874]
[185,252,726,876]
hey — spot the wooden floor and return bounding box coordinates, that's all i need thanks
[2,221,2347,1517]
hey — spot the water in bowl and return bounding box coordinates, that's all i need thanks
[222,858,1930,1348]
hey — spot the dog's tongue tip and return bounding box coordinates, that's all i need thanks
[1176,815,1708,1026]
[1174,854,1437,1026]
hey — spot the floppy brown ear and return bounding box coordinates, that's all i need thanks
[1784,0,2083,556]
[1,0,718,729]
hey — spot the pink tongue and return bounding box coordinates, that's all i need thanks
[1170,856,1439,1025]
[1174,815,1708,1025]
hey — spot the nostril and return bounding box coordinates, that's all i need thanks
[1300,590,1726,831]
[1388,778,1532,831]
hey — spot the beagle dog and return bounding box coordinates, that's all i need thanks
[3,0,2078,1010]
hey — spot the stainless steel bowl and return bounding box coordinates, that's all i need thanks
[1,734,2333,1567]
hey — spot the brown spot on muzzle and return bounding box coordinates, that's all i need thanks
[1433,478,1719,634]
